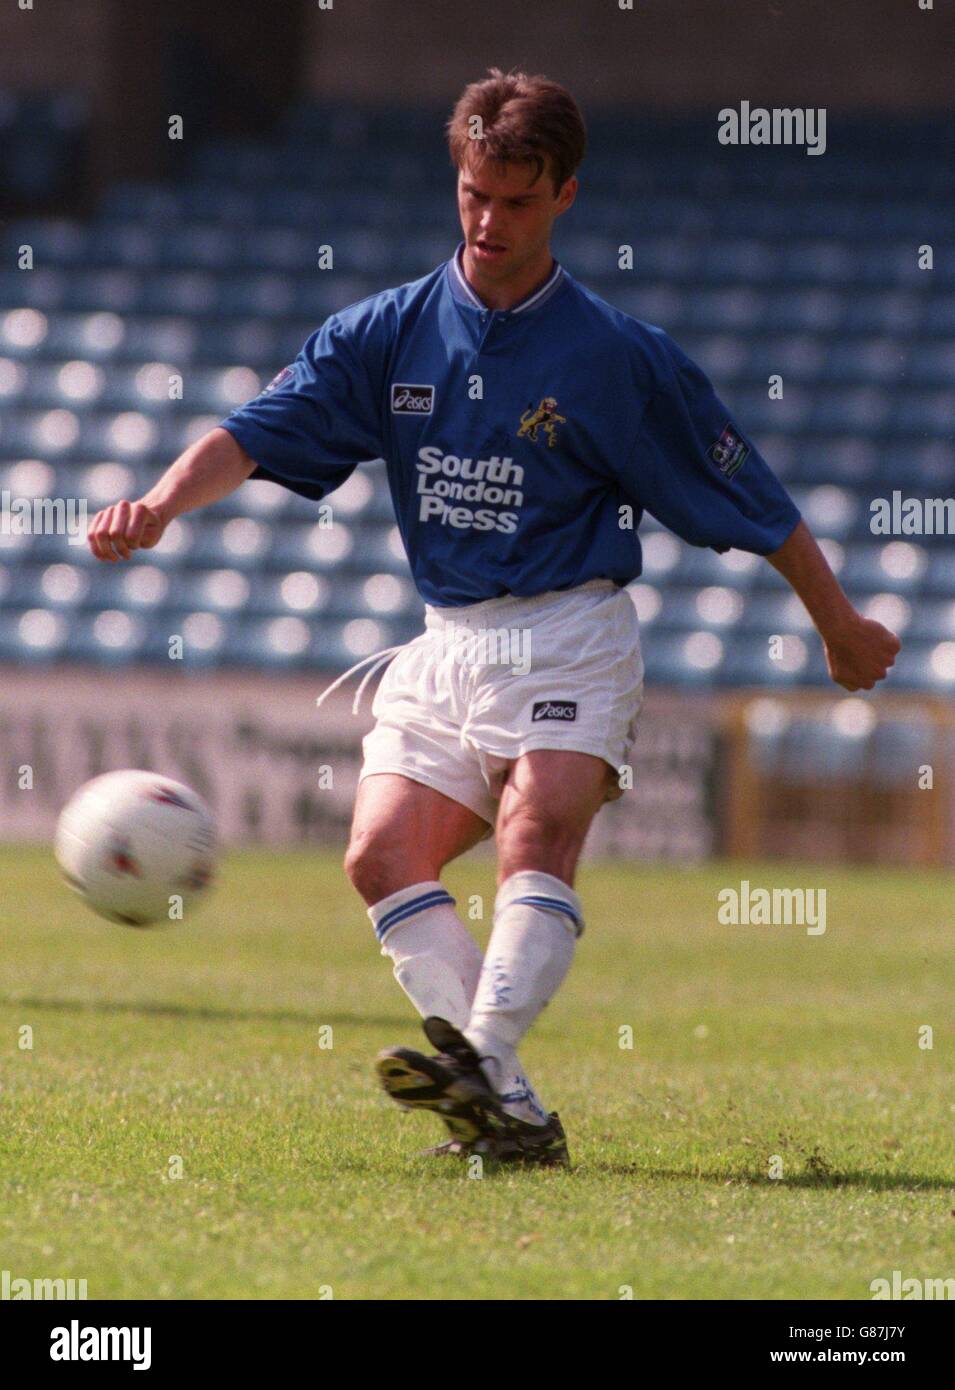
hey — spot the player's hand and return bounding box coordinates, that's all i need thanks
[88,499,168,562]
[822,614,900,691]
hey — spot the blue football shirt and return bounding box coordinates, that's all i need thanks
[221,245,801,606]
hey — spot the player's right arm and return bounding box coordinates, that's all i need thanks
[87,426,256,562]
[89,306,388,563]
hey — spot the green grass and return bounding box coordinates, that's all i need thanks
[1,845,953,1299]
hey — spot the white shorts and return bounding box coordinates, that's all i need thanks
[358,579,645,828]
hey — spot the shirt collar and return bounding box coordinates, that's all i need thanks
[446,242,565,314]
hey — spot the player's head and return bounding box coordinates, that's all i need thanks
[446,68,585,284]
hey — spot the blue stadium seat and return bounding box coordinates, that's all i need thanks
[2,106,952,685]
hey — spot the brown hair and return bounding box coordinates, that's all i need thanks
[446,68,586,195]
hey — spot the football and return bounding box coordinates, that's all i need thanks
[54,770,217,927]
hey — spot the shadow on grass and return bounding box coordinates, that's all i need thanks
[587,1163,954,1191]
[0,995,408,1030]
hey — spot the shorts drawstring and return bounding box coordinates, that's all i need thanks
[315,644,406,717]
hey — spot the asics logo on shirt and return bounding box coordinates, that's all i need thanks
[391,383,435,414]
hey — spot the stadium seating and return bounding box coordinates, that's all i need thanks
[1,102,953,713]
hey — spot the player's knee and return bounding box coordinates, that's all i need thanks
[343,834,384,901]
[497,800,581,869]
[343,830,410,905]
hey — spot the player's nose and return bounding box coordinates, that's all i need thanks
[479,220,507,244]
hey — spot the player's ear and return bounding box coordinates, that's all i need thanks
[554,176,578,216]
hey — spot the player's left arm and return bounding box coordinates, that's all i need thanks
[765,519,900,691]
[622,333,901,692]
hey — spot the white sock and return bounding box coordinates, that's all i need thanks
[464,870,583,1127]
[369,882,483,1031]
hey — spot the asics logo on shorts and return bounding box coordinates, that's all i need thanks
[532,701,578,722]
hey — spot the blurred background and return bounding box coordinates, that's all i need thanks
[1,0,953,863]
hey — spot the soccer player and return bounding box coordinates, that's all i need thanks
[88,69,900,1166]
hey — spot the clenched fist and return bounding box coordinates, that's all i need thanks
[823,614,901,692]
[88,500,167,562]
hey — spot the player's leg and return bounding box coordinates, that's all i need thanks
[346,770,488,903]
[345,772,489,1029]
[350,634,537,1151]
[494,748,610,885]
[394,582,642,1156]
[461,750,611,1128]
[349,774,526,1150]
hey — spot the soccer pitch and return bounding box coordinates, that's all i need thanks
[1,845,952,1301]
